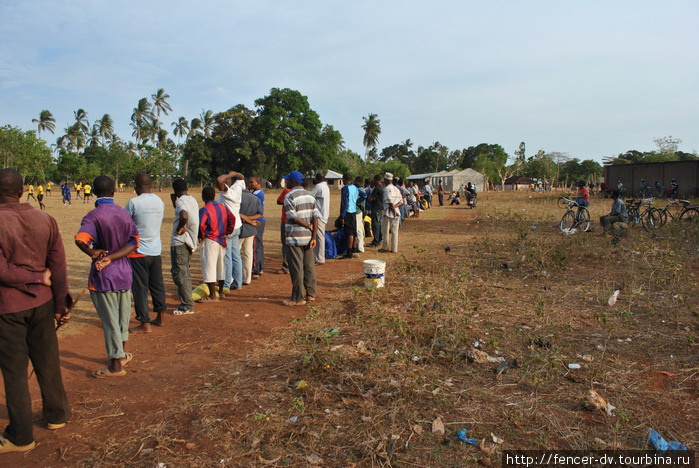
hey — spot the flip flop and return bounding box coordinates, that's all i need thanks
[92,367,126,379]
[120,353,133,366]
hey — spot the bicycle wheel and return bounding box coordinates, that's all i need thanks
[577,207,591,231]
[560,211,576,232]
[626,206,639,228]
[642,209,662,231]
[679,208,699,224]
[656,208,669,227]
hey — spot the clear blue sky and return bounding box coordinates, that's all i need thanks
[1,0,697,162]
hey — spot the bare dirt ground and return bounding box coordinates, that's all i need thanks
[2,190,698,467]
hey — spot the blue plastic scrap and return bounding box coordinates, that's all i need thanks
[648,428,688,453]
[457,429,479,445]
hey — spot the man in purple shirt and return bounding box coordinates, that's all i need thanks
[75,175,139,379]
[0,169,71,453]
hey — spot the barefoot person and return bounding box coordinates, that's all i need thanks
[125,173,166,332]
[170,178,199,315]
[0,169,71,454]
[282,171,319,306]
[75,176,139,378]
[198,186,236,302]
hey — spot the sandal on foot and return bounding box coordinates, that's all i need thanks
[172,308,194,315]
[283,299,307,307]
[120,352,133,366]
[92,367,126,379]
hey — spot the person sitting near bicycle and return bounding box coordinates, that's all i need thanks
[599,190,629,233]
[576,180,589,207]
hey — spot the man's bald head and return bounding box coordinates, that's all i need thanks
[0,169,24,199]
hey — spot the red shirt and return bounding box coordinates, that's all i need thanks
[277,188,291,223]
[0,203,70,316]
[578,187,589,203]
[198,201,235,246]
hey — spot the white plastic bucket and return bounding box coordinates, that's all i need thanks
[364,260,386,288]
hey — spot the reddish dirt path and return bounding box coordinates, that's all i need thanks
[1,251,365,466]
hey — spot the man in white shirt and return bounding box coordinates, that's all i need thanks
[380,173,403,253]
[216,171,245,290]
[125,173,165,332]
[423,181,433,208]
[311,173,330,264]
[170,178,199,315]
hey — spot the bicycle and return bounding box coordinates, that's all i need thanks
[652,200,699,227]
[625,198,661,231]
[559,197,591,232]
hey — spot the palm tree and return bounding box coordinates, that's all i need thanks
[32,110,56,136]
[156,128,169,151]
[151,88,172,132]
[96,114,114,147]
[88,124,101,147]
[131,98,153,148]
[62,123,85,153]
[73,109,90,136]
[171,116,189,160]
[362,113,381,160]
[200,110,215,138]
[188,118,202,139]
[172,117,189,146]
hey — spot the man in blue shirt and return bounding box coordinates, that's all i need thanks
[599,190,629,235]
[249,176,265,278]
[340,173,360,259]
[125,173,165,332]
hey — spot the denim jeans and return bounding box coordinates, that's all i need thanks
[224,228,242,289]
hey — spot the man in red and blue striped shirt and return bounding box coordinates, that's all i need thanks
[198,186,235,302]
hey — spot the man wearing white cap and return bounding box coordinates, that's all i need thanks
[379,172,403,253]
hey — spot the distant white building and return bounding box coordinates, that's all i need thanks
[428,169,488,192]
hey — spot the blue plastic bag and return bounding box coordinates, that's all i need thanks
[457,429,479,445]
[648,428,688,453]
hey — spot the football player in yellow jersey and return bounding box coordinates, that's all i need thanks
[46,181,52,196]
[83,183,92,203]
[37,184,46,210]
[76,182,83,199]
[26,184,36,201]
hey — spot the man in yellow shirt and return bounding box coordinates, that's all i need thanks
[26,184,36,201]
[76,182,83,200]
[37,184,45,210]
[46,181,52,196]
[83,183,92,204]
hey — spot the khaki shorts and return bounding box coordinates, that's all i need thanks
[200,238,225,283]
